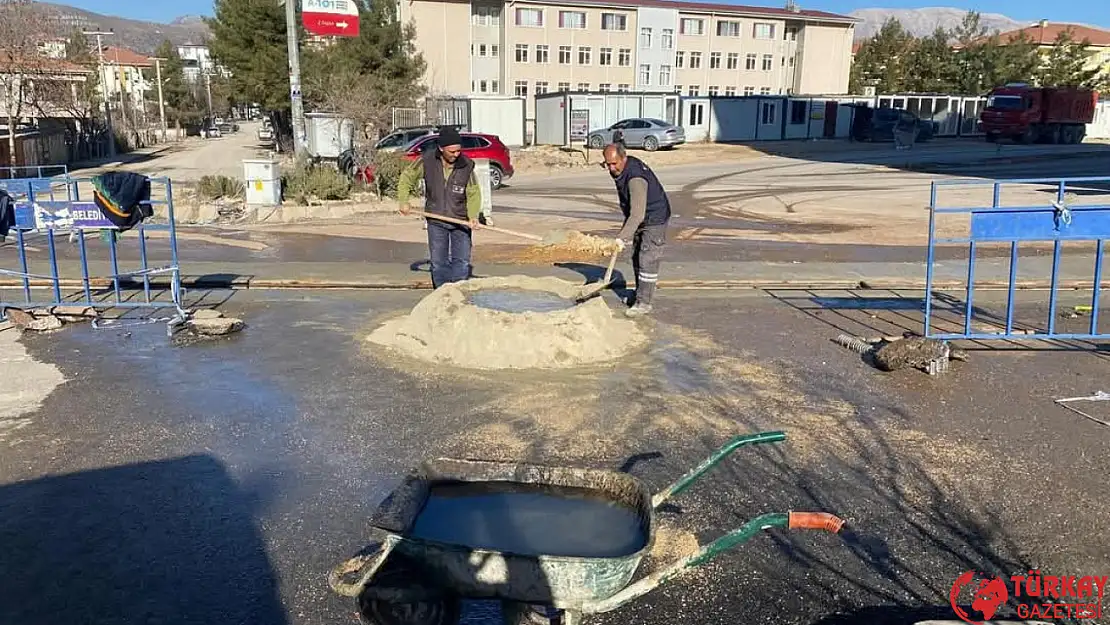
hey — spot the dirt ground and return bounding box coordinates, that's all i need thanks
[511,143,762,175]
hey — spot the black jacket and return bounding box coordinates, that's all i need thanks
[91,172,153,232]
[0,190,15,239]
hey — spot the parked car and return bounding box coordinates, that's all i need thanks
[359,132,514,190]
[587,118,685,151]
[258,125,274,143]
[374,125,465,152]
[849,106,936,143]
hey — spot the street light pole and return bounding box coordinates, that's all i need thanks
[150,56,168,141]
[284,0,307,155]
[84,30,115,157]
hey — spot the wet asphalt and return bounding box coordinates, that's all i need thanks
[1,287,1107,625]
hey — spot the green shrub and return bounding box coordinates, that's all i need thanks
[281,160,351,204]
[368,150,411,199]
[197,175,245,200]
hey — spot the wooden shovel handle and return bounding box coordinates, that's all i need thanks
[413,211,544,242]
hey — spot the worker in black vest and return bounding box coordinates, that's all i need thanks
[397,126,482,288]
[603,142,671,317]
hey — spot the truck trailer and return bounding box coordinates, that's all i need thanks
[979,83,1098,144]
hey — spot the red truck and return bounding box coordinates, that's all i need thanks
[979,83,1098,144]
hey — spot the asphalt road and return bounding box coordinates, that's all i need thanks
[1,288,1107,625]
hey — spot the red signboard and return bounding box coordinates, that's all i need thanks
[302,0,360,37]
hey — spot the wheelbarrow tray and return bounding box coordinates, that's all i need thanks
[367,457,656,608]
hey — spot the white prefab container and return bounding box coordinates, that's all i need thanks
[243,159,281,206]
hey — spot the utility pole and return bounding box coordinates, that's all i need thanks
[84,30,115,157]
[285,0,307,155]
[150,57,168,141]
[205,71,214,120]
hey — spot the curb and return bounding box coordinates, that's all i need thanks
[1,276,1106,292]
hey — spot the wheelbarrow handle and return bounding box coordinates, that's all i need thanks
[583,511,846,614]
[650,431,785,509]
[327,533,400,597]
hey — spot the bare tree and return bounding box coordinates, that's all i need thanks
[0,0,42,167]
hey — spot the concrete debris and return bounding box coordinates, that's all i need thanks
[191,309,225,320]
[187,316,244,336]
[367,275,647,370]
[50,306,98,322]
[873,336,967,374]
[5,308,63,332]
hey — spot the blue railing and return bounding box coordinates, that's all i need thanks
[925,176,1110,340]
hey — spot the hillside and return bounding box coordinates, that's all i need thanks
[849,7,1026,39]
[32,1,211,54]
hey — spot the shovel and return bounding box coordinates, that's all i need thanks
[412,211,580,245]
[574,247,620,303]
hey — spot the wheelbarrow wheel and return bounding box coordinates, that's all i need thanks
[502,603,581,625]
[357,557,460,625]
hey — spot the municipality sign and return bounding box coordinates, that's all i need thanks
[302,0,360,37]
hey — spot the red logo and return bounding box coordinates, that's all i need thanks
[950,570,1107,622]
[950,571,1008,624]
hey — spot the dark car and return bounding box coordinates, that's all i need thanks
[850,106,937,143]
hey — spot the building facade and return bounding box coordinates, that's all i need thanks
[995,21,1110,79]
[397,0,856,125]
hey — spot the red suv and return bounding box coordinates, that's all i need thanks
[359,132,514,190]
[406,132,513,189]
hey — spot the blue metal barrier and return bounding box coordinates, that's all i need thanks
[924,176,1110,341]
[1,175,185,330]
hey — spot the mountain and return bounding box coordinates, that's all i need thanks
[31,2,211,54]
[849,7,1026,39]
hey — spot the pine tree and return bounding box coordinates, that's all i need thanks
[205,0,289,111]
[1038,29,1103,88]
[849,18,915,93]
[904,27,957,93]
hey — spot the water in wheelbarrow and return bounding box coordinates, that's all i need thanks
[410,481,646,558]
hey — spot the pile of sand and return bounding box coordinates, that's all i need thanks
[515,232,620,265]
[366,276,646,370]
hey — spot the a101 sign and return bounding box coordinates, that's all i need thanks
[302,0,360,37]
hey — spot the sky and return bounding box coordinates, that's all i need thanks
[59,0,1106,28]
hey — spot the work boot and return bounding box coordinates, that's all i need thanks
[625,304,653,318]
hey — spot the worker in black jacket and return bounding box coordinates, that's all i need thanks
[602,142,672,317]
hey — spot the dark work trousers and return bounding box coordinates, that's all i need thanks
[427,218,473,288]
[631,223,667,306]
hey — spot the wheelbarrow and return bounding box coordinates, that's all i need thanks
[328,431,846,625]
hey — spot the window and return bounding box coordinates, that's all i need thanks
[559,10,585,29]
[515,7,542,26]
[789,100,807,124]
[745,53,756,70]
[709,52,721,69]
[679,18,704,35]
[491,44,499,57]
[785,26,799,41]
[617,83,630,92]
[476,44,486,56]
[659,64,672,86]
[727,52,739,69]
[477,80,487,93]
[639,64,651,85]
[762,54,773,71]
[577,82,590,91]
[558,45,572,64]
[688,51,701,69]
[674,84,682,93]
[675,51,685,68]
[515,80,528,97]
[688,102,704,125]
[577,46,591,65]
[535,81,549,95]
[471,5,500,26]
[753,22,774,39]
[461,136,490,149]
[708,85,719,96]
[599,47,613,66]
[717,20,740,37]
[618,48,631,66]
[515,44,529,63]
[744,86,754,95]
[760,86,771,95]
[640,27,652,48]
[661,28,674,49]
[725,86,736,96]
[687,85,699,96]
[599,83,612,92]
[761,101,775,125]
[601,12,627,30]
[491,80,499,93]
[535,45,549,63]
[557,81,571,92]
